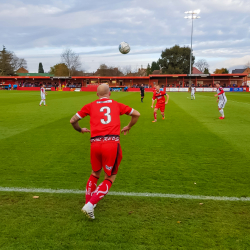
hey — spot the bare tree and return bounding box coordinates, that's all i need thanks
[245,61,250,68]
[11,53,27,72]
[61,48,82,76]
[0,46,27,75]
[122,65,132,75]
[194,59,209,73]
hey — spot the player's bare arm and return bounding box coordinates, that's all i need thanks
[151,99,155,108]
[121,109,140,135]
[165,94,169,104]
[214,94,219,102]
[70,115,90,133]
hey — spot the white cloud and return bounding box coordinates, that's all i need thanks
[0,3,65,16]
[1,0,250,73]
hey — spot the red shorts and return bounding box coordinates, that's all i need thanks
[90,142,122,176]
[155,103,165,112]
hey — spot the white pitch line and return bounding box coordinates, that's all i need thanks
[0,187,250,202]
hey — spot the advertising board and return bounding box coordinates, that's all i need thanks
[233,88,243,92]
[178,88,189,92]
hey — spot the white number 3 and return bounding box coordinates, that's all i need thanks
[100,106,111,124]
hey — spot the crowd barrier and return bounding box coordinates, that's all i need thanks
[81,86,98,92]
[165,87,249,92]
[127,88,154,92]
[16,87,56,91]
[15,86,249,92]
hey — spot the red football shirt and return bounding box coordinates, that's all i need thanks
[76,98,133,138]
[152,91,166,104]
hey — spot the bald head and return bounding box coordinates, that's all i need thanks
[97,84,110,98]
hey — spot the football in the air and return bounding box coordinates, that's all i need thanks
[119,42,130,54]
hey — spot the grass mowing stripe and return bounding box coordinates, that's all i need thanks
[196,93,250,106]
[1,187,250,202]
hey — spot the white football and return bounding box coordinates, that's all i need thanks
[119,42,130,54]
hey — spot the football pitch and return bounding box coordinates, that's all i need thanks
[1,90,250,249]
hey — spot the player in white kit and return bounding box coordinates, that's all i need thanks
[190,85,196,100]
[214,83,227,119]
[39,84,47,106]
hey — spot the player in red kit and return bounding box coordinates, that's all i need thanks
[151,85,169,122]
[70,84,140,219]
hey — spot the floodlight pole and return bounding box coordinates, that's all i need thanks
[184,10,200,86]
[189,14,194,75]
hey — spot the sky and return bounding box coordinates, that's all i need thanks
[1,0,250,73]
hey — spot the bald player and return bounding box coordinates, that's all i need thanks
[70,84,140,219]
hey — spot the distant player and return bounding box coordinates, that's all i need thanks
[214,83,227,119]
[140,84,145,102]
[151,85,169,122]
[39,84,47,106]
[190,85,196,100]
[70,84,140,219]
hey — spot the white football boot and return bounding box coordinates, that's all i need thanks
[81,202,95,219]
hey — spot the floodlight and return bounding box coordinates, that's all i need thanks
[185,9,200,14]
[193,9,200,14]
[184,9,201,75]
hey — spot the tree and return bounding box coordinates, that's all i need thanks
[109,66,123,76]
[95,64,123,76]
[11,54,27,73]
[122,65,132,76]
[38,62,44,73]
[204,68,210,74]
[245,62,250,68]
[194,59,209,73]
[158,45,195,74]
[72,69,86,76]
[151,61,160,72]
[0,46,27,76]
[50,63,69,76]
[146,63,151,76]
[0,46,14,75]
[97,64,109,76]
[213,68,229,74]
[61,48,82,76]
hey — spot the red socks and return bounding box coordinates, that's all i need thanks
[89,179,113,205]
[154,112,157,120]
[85,174,99,204]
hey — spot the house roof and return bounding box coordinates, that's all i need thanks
[152,70,162,74]
[17,73,54,77]
[192,67,203,74]
[232,69,246,74]
[16,67,29,73]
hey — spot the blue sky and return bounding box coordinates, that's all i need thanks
[1,0,250,73]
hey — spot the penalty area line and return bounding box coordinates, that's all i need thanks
[0,187,250,202]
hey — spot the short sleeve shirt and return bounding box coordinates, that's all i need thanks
[76,98,133,138]
[152,91,166,104]
[41,87,45,95]
[140,86,145,94]
[216,87,227,101]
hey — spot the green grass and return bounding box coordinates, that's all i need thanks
[1,90,250,249]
